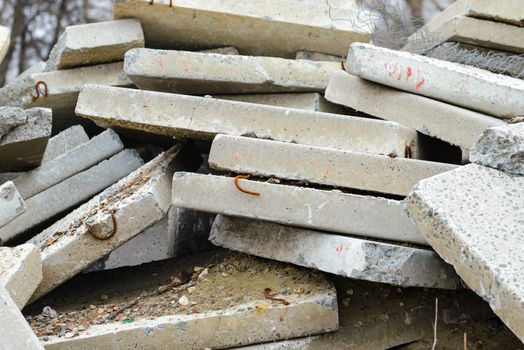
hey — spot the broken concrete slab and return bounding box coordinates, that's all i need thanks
[76,85,422,158]
[13,129,124,199]
[209,135,457,196]
[0,182,26,227]
[0,288,44,350]
[296,50,341,62]
[405,164,524,342]
[0,26,9,64]
[404,16,524,55]
[46,19,144,71]
[0,62,132,132]
[200,46,240,55]
[28,145,201,300]
[172,172,426,245]
[41,125,89,164]
[113,0,370,58]
[18,62,46,80]
[214,92,347,114]
[211,215,459,289]
[27,253,338,349]
[470,122,524,175]
[0,150,143,244]
[0,244,42,309]
[0,107,52,172]
[345,43,524,119]
[325,71,504,150]
[124,48,341,94]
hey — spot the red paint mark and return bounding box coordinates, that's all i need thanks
[406,67,412,80]
[388,63,398,77]
[335,245,351,254]
[397,72,402,81]
[415,79,425,89]
[156,57,164,70]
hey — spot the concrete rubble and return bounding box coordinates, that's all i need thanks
[0,0,522,348]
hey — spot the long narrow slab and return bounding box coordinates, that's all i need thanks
[124,49,341,94]
[209,135,457,196]
[172,173,425,245]
[470,122,524,176]
[345,43,524,119]
[0,182,26,228]
[0,150,143,244]
[113,0,370,58]
[0,288,44,350]
[0,26,9,64]
[0,63,132,132]
[46,19,144,70]
[0,244,42,309]
[0,107,52,172]
[325,71,504,150]
[27,253,337,349]
[76,85,422,158]
[28,145,200,300]
[405,164,524,342]
[13,129,124,199]
[211,215,459,289]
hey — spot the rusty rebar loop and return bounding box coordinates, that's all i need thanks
[234,175,260,196]
[86,211,118,241]
[28,81,48,101]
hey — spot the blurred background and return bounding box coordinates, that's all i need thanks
[0,0,453,86]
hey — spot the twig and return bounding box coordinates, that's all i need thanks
[432,298,439,350]
[464,332,467,350]
[234,175,260,196]
[263,288,289,306]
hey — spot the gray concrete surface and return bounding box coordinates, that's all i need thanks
[0,181,26,228]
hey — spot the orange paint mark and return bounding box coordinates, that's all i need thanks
[397,72,402,80]
[415,79,425,89]
[406,67,412,80]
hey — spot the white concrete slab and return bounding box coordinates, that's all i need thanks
[0,181,26,228]
[0,26,9,65]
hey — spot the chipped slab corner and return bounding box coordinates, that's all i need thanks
[405,164,524,342]
[0,181,26,228]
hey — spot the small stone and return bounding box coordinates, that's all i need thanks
[64,331,76,338]
[42,306,58,318]
[178,295,189,306]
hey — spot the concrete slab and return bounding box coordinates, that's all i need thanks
[76,85,422,158]
[13,129,124,199]
[345,43,524,119]
[0,26,9,64]
[113,0,370,58]
[296,51,341,62]
[405,164,524,342]
[40,125,89,164]
[209,135,457,196]
[200,46,239,55]
[0,150,143,244]
[325,71,504,150]
[18,62,46,80]
[0,182,26,228]
[46,19,144,70]
[0,107,52,172]
[172,172,426,245]
[211,215,460,289]
[124,49,341,95]
[0,63,132,132]
[28,145,200,300]
[405,16,524,54]
[0,288,44,350]
[0,244,42,309]
[470,122,524,175]
[214,92,347,114]
[27,252,338,349]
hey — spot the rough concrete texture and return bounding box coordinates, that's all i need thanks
[172,173,426,245]
[124,49,341,95]
[13,129,124,199]
[0,26,9,64]
[405,16,524,55]
[0,181,26,228]
[470,122,524,175]
[76,85,422,158]
[0,288,44,350]
[214,92,347,114]
[200,46,240,55]
[28,145,200,300]
[46,19,144,70]
[0,150,143,244]
[0,244,42,309]
[86,216,171,272]
[0,63,132,132]
[295,51,341,62]
[0,107,52,172]
[209,135,457,196]
[113,0,370,58]
[41,125,89,163]
[405,164,524,342]
[325,71,504,150]
[346,43,524,119]
[29,253,338,350]
[211,215,460,289]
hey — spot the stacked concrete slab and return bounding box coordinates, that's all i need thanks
[0,26,9,64]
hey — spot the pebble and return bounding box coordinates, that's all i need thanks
[179,295,189,306]
[42,306,58,318]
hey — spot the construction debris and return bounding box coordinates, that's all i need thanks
[0,181,25,227]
